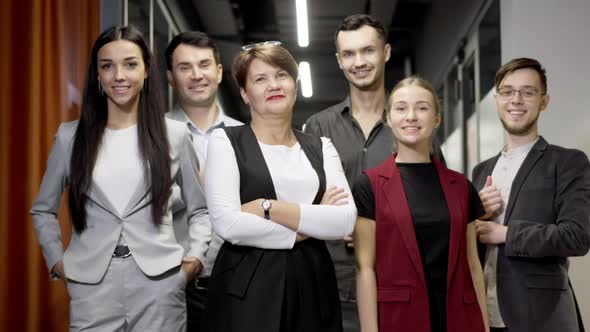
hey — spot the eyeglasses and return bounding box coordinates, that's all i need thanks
[241,41,282,51]
[497,87,543,100]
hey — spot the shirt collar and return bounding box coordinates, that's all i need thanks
[338,95,388,122]
[172,105,227,134]
[501,137,539,158]
[336,96,351,115]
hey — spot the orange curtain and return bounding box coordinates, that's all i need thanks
[0,0,99,331]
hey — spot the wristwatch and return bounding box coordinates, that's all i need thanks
[261,199,272,220]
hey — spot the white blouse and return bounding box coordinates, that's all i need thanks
[93,124,143,216]
[204,129,356,249]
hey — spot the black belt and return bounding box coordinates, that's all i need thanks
[113,245,131,258]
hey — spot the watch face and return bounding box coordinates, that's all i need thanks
[262,199,271,210]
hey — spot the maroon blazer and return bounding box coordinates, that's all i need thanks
[365,155,484,332]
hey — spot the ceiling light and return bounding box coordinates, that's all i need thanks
[299,61,313,97]
[296,0,309,47]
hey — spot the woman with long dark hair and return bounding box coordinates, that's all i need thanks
[31,25,210,331]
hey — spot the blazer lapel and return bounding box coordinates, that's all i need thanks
[87,181,121,219]
[121,180,151,218]
[379,156,426,285]
[475,155,500,189]
[503,137,548,224]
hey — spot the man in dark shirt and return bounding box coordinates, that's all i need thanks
[304,14,391,331]
[304,14,444,331]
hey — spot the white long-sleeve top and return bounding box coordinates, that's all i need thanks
[204,129,357,249]
[93,125,143,216]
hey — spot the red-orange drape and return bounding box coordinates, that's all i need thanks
[0,1,99,330]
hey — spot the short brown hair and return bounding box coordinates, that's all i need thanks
[495,57,547,94]
[232,44,298,90]
[387,76,441,115]
[334,14,387,50]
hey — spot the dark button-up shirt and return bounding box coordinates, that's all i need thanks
[304,97,392,302]
[304,97,394,189]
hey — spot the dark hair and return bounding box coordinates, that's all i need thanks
[495,57,548,94]
[165,31,221,70]
[232,44,298,90]
[69,25,171,233]
[334,14,388,49]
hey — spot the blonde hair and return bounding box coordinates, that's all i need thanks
[387,76,441,116]
[387,76,441,152]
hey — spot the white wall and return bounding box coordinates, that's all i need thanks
[478,89,505,161]
[441,121,463,173]
[501,0,590,325]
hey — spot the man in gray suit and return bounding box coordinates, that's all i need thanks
[165,31,242,330]
[472,57,589,332]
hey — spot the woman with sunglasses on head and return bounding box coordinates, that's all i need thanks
[353,77,489,332]
[30,25,210,331]
[204,42,356,332]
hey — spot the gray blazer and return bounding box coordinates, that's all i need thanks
[472,137,589,332]
[166,108,242,276]
[30,119,211,284]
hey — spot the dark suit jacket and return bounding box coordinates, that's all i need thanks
[472,137,590,332]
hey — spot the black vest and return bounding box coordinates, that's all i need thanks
[228,125,326,205]
[206,125,341,332]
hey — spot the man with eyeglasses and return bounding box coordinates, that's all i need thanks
[303,14,445,331]
[472,57,589,332]
[165,31,242,330]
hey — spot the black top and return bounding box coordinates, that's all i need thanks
[353,162,484,332]
[304,97,446,302]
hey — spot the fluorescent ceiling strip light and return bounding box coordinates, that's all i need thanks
[299,61,313,98]
[296,0,309,47]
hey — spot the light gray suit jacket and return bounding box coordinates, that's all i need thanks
[31,119,211,284]
[166,108,242,276]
